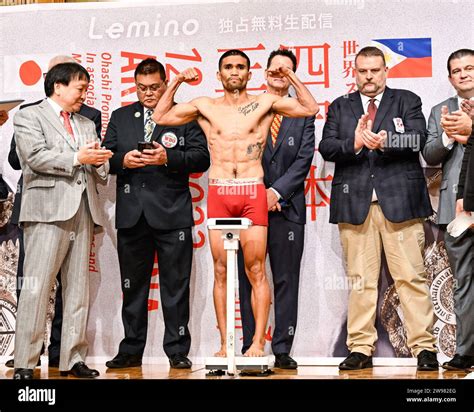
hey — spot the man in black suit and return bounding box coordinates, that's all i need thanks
[450,98,474,370]
[103,58,209,369]
[457,104,474,210]
[319,46,438,371]
[5,56,101,369]
[423,49,474,371]
[238,49,315,369]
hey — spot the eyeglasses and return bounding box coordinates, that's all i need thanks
[136,83,165,93]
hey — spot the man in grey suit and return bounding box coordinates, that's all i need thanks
[12,62,112,379]
[5,55,102,370]
[423,48,474,371]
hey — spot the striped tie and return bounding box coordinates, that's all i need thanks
[144,109,155,142]
[270,114,283,147]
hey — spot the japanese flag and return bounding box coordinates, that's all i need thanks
[3,54,56,93]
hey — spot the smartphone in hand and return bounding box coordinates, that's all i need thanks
[137,141,154,152]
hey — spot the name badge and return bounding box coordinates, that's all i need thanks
[161,132,178,148]
[393,117,405,133]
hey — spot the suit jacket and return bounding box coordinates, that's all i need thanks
[319,86,432,225]
[264,115,315,224]
[13,99,107,226]
[103,101,210,230]
[457,128,474,211]
[9,101,101,225]
[422,97,464,224]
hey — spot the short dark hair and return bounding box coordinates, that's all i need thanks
[218,49,251,70]
[134,58,166,81]
[267,49,298,72]
[44,62,90,97]
[355,46,386,66]
[447,48,474,76]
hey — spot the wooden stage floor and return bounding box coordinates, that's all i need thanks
[1,363,472,380]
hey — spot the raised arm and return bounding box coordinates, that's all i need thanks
[269,66,319,117]
[153,68,201,126]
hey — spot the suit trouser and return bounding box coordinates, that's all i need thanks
[445,228,474,356]
[338,204,436,357]
[117,214,192,358]
[14,195,93,371]
[15,225,63,361]
[238,212,305,355]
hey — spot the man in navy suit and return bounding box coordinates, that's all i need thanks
[103,58,209,369]
[238,49,315,369]
[5,56,101,370]
[319,46,438,371]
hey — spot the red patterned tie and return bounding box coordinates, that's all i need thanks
[60,111,75,141]
[367,98,377,124]
[270,114,283,147]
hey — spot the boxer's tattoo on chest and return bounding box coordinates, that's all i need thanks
[238,101,259,116]
[246,142,263,160]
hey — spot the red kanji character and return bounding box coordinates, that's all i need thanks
[343,60,357,79]
[280,43,330,88]
[342,40,359,59]
[304,165,333,221]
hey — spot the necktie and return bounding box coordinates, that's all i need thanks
[60,111,75,141]
[367,98,377,124]
[270,114,283,147]
[144,109,155,142]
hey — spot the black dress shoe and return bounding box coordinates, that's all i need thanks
[339,352,373,370]
[169,354,192,369]
[48,358,60,368]
[60,362,99,378]
[417,350,438,371]
[6,358,41,368]
[105,353,142,369]
[274,353,298,369]
[442,354,474,371]
[13,368,34,380]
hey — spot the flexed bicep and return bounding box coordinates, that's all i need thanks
[156,102,200,126]
[272,96,317,118]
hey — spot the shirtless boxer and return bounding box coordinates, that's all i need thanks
[153,49,318,357]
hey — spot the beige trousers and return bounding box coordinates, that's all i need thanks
[338,204,436,357]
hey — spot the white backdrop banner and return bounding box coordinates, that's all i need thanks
[0,0,471,362]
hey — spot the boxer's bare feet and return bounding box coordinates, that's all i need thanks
[214,346,227,357]
[244,342,265,357]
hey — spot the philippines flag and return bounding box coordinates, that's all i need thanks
[371,38,432,78]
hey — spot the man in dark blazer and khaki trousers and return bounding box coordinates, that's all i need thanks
[319,46,438,371]
[103,58,209,369]
[238,49,315,369]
